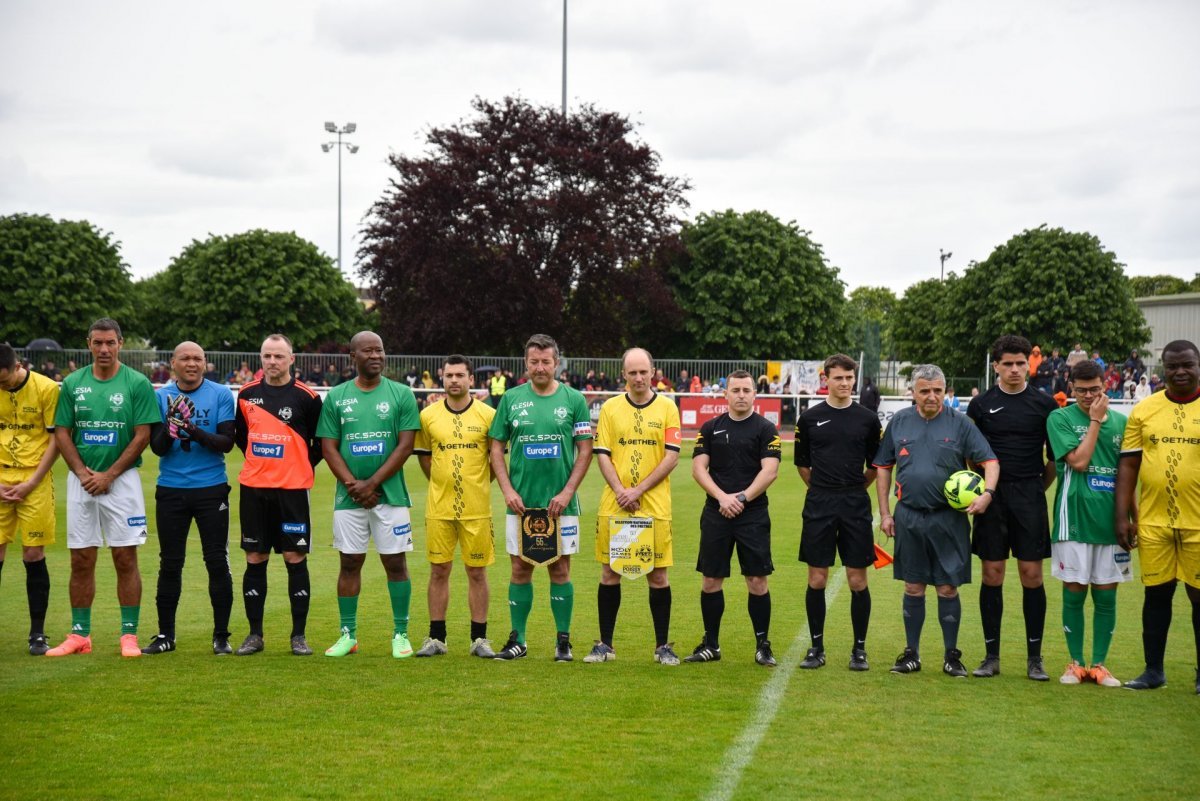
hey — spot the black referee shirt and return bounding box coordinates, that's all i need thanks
[694,412,782,509]
[965,384,1056,482]
[794,400,882,491]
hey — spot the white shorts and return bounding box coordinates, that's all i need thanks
[1051,540,1132,585]
[66,470,149,549]
[505,515,580,557]
[332,505,413,555]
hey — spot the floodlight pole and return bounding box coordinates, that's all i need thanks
[322,122,358,274]
[939,248,952,281]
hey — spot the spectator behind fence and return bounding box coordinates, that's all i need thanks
[859,376,881,412]
[1066,343,1088,368]
[1123,349,1145,382]
[234,361,253,385]
[1028,345,1043,380]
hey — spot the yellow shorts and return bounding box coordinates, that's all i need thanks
[594,515,673,568]
[0,467,56,548]
[426,518,495,567]
[1138,525,1200,589]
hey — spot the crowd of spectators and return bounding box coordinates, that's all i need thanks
[1029,343,1159,400]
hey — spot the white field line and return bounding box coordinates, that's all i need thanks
[704,570,847,801]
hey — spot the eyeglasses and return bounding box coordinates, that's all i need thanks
[1073,386,1104,396]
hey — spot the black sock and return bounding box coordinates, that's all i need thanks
[648,586,671,647]
[980,583,1003,656]
[470,620,487,642]
[156,555,184,640]
[938,594,961,652]
[430,619,447,642]
[243,561,267,636]
[1191,593,1200,670]
[24,558,50,636]
[748,591,771,644]
[597,583,621,647]
[903,594,925,655]
[0,559,4,587]
[1023,584,1046,659]
[851,587,871,650]
[700,589,725,649]
[285,560,310,638]
[1143,583,1176,671]
[806,586,826,650]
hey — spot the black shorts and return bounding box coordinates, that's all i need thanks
[696,503,774,578]
[239,485,311,554]
[893,504,971,586]
[800,488,874,568]
[971,478,1051,562]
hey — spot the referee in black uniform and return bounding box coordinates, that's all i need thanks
[966,335,1057,681]
[795,354,882,671]
[685,370,782,666]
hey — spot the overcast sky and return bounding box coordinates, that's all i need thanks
[3,0,1197,294]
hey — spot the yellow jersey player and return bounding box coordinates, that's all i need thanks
[584,348,682,665]
[413,355,497,657]
[0,343,60,655]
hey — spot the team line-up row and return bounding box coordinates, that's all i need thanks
[1,323,1198,691]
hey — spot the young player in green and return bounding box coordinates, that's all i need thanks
[1046,361,1130,686]
[489,334,593,661]
[317,332,421,659]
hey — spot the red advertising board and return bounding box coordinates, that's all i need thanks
[679,396,781,429]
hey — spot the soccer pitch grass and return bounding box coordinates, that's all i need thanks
[1,444,1196,801]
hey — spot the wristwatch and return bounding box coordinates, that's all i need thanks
[736,492,748,503]
[984,488,996,497]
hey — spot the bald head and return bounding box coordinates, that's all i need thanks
[621,347,655,401]
[350,330,383,352]
[350,330,386,383]
[622,347,653,374]
[171,340,207,389]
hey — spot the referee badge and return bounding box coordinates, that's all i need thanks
[519,508,561,567]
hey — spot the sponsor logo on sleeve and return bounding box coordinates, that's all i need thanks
[523,443,561,459]
[251,442,284,459]
[82,430,118,446]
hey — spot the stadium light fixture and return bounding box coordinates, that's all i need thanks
[939,248,953,281]
[321,122,359,274]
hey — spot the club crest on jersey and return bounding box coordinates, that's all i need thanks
[376,401,390,414]
[109,393,124,406]
[278,406,293,421]
[554,406,569,420]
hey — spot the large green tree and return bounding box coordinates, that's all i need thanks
[359,96,689,356]
[0,213,135,346]
[666,210,847,359]
[137,229,364,351]
[891,277,956,368]
[935,226,1150,376]
[844,285,898,363]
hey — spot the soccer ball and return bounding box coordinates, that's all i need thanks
[943,470,984,511]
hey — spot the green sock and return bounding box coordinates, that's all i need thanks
[120,606,139,636]
[1062,587,1086,663]
[1091,587,1117,665]
[550,580,574,635]
[509,582,534,644]
[71,607,92,637]
[338,594,359,638]
[387,580,411,635]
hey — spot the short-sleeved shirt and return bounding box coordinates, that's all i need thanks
[414,398,495,520]
[155,379,236,489]
[595,392,682,520]
[874,405,997,511]
[794,400,881,491]
[55,364,159,472]
[2,370,59,468]
[317,378,420,510]
[693,412,782,510]
[488,382,592,515]
[236,378,323,490]
[966,384,1056,482]
[1047,404,1126,544]
[1120,390,1200,528]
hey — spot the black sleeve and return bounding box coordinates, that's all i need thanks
[759,418,782,460]
[234,394,248,454]
[306,394,324,468]
[793,413,811,467]
[865,414,883,467]
[150,422,173,457]
[191,420,235,454]
[693,419,713,457]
